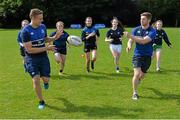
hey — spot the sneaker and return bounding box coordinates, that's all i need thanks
[87,69,90,73]
[59,69,64,75]
[116,70,120,73]
[43,83,49,90]
[116,67,120,73]
[59,72,63,75]
[156,68,160,72]
[91,61,94,70]
[38,100,45,109]
[132,94,139,100]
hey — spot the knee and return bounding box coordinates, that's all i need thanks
[133,72,141,79]
[56,60,60,64]
[93,57,96,61]
[33,77,40,86]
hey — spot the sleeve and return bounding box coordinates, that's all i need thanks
[119,28,124,36]
[147,29,156,41]
[132,28,137,36]
[17,31,24,47]
[106,30,110,38]
[96,29,100,37]
[21,29,30,43]
[43,24,47,37]
[162,30,171,46]
[81,30,87,41]
[49,32,55,37]
[17,32,21,43]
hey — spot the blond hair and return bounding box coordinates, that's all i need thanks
[29,8,43,19]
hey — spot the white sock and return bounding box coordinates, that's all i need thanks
[133,91,138,95]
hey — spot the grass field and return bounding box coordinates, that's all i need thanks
[0,28,180,119]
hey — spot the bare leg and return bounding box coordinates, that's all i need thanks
[85,52,91,72]
[60,54,66,72]
[32,75,43,101]
[156,49,161,71]
[132,68,141,94]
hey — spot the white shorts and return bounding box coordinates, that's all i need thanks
[109,44,122,53]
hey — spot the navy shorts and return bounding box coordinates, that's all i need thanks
[54,47,67,55]
[84,43,97,53]
[20,47,25,57]
[132,56,151,73]
[25,55,50,78]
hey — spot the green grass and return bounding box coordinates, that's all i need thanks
[0,28,180,119]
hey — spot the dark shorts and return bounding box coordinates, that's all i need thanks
[132,56,151,73]
[84,43,97,53]
[25,55,50,78]
[54,47,67,55]
[20,47,25,57]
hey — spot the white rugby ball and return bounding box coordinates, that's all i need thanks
[67,35,82,46]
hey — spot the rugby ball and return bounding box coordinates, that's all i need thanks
[67,35,82,46]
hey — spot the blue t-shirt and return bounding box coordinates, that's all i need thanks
[17,30,24,47]
[50,31,69,49]
[21,24,47,56]
[81,26,100,44]
[132,26,156,56]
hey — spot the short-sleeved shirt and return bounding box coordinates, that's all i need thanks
[81,26,100,45]
[21,24,47,57]
[106,27,124,45]
[132,26,156,57]
[50,31,69,49]
[17,30,24,47]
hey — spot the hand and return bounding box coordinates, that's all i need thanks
[126,46,131,53]
[46,45,55,51]
[54,30,64,40]
[123,31,131,39]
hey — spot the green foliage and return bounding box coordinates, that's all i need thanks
[0,0,179,27]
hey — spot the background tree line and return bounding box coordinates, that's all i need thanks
[0,0,179,28]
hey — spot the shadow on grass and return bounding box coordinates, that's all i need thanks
[51,71,132,81]
[142,87,180,104]
[46,98,144,118]
[148,68,180,75]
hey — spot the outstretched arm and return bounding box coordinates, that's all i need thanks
[123,31,152,45]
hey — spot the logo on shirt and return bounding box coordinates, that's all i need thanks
[41,29,45,34]
[145,31,149,35]
[30,32,34,35]
[137,30,141,34]
[118,32,120,34]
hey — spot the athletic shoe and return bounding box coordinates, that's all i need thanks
[116,70,120,73]
[116,67,120,73]
[91,61,94,70]
[156,68,160,72]
[38,100,45,109]
[132,94,139,100]
[59,69,64,75]
[87,69,90,73]
[43,83,49,90]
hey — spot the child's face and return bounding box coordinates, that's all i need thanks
[156,22,163,30]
